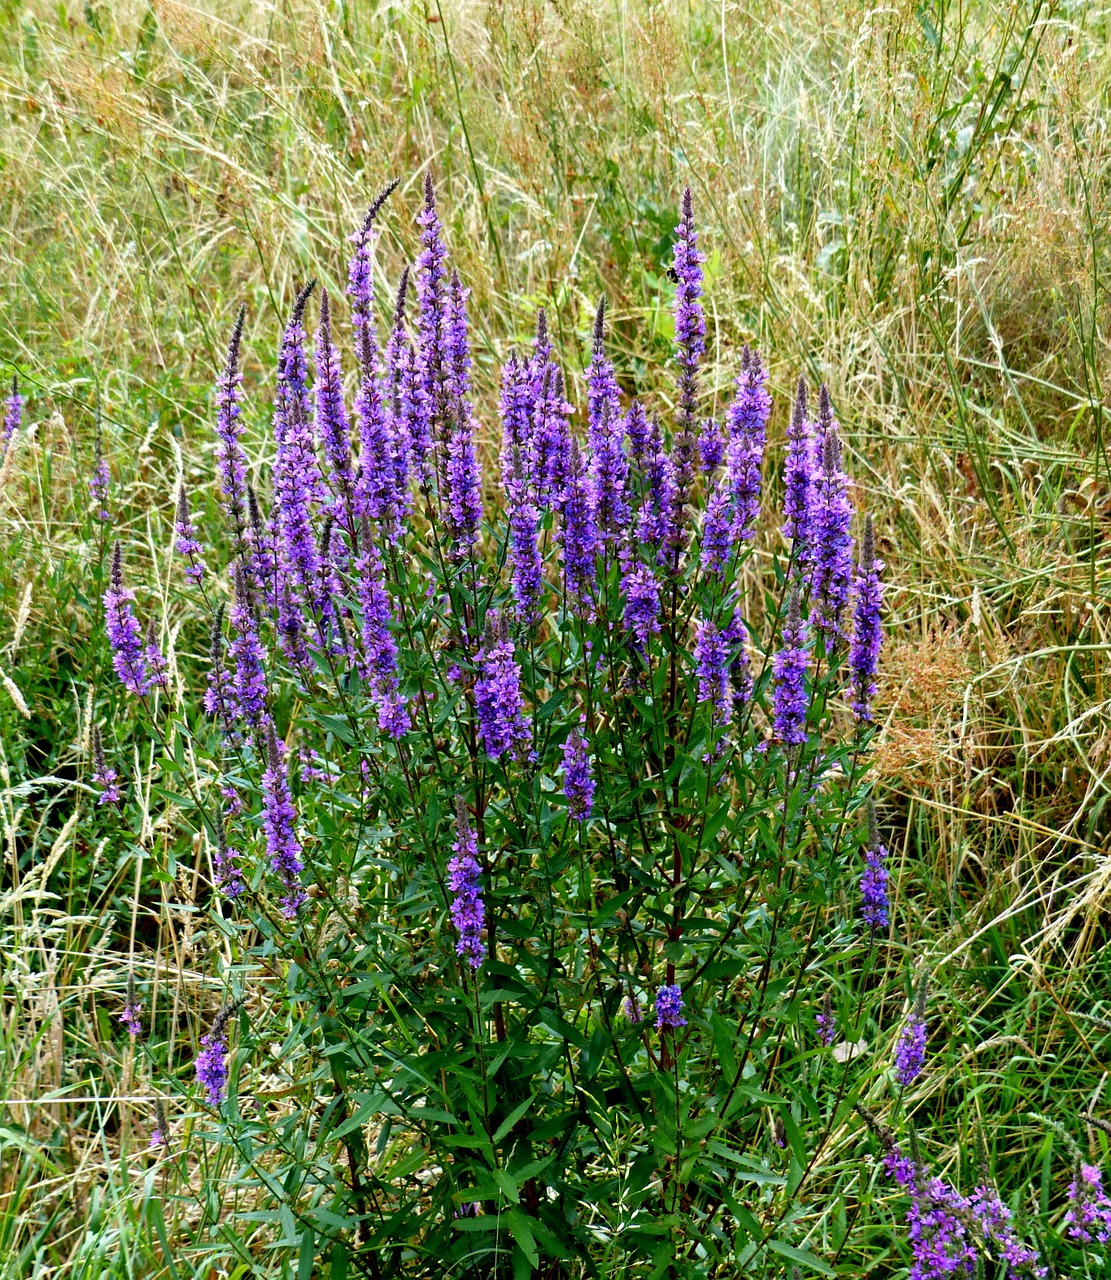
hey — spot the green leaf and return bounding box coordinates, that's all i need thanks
[766,1240,834,1276]
[506,1209,539,1267]
[297,1227,316,1280]
[492,1093,537,1146]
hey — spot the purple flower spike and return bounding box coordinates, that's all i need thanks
[895,975,928,1087]
[671,187,705,502]
[816,993,835,1046]
[721,605,752,712]
[621,558,661,652]
[213,805,245,900]
[229,563,268,735]
[624,398,651,466]
[174,486,206,584]
[726,346,771,541]
[203,604,237,730]
[195,1002,239,1106]
[1065,1163,1111,1244]
[416,171,449,431]
[694,615,731,724]
[860,803,889,933]
[700,477,734,578]
[850,515,884,722]
[586,298,630,544]
[2,374,23,459]
[561,719,595,821]
[443,271,483,559]
[119,973,142,1037]
[346,179,398,376]
[314,287,355,512]
[771,589,809,748]
[92,725,122,807]
[214,306,248,550]
[655,983,687,1030]
[90,434,111,523]
[355,527,409,739]
[531,364,573,509]
[556,438,597,617]
[104,543,148,697]
[143,620,169,691]
[474,613,531,761]
[782,375,817,572]
[447,798,486,970]
[636,419,677,556]
[504,442,543,628]
[809,387,854,647]
[262,724,306,917]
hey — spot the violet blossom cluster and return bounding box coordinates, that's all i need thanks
[474,613,531,762]
[447,799,486,969]
[2,374,22,459]
[195,1001,240,1107]
[1064,1162,1111,1244]
[895,975,929,1088]
[91,725,121,807]
[261,725,306,917]
[561,720,595,822]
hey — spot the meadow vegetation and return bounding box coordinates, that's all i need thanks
[1,0,1110,1275]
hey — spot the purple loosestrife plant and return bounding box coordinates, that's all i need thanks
[816,992,835,1046]
[447,798,486,969]
[104,542,148,696]
[119,973,142,1038]
[110,182,908,1274]
[143,621,169,691]
[860,802,890,933]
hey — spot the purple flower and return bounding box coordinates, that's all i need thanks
[500,352,533,478]
[624,398,651,466]
[1064,1163,1111,1244]
[246,485,276,607]
[443,271,483,560]
[474,613,531,761]
[203,604,237,730]
[782,376,817,571]
[447,798,486,969]
[671,188,705,503]
[104,543,148,697]
[621,558,661,652]
[314,287,355,512]
[531,364,573,509]
[262,725,306,917]
[700,478,734,577]
[556,438,598,617]
[2,374,23,459]
[143,621,169,691]
[726,346,771,541]
[655,983,687,1030]
[213,805,245,899]
[119,973,142,1037]
[895,976,928,1087]
[816,993,835,1046]
[416,172,449,432]
[772,589,809,748]
[90,442,111,523]
[721,605,753,712]
[694,615,731,723]
[850,515,884,722]
[809,387,854,646]
[636,419,677,556]
[195,1003,238,1106]
[222,784,243,817]
[625,995,644,1024]
[586,299,630,545]
[214,306,248,550]
[504,442,543,628]
[346,180,397,376]
[860,806,890,933]
[150,1099,169,1151]
[355,528,410,739]
[229,563,268,734]
[92,726,121,806]
[174,485,206,584]
[561,720,595,821]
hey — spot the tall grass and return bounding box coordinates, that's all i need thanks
[1,0,1109,1274]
